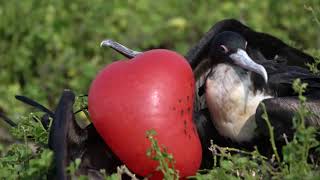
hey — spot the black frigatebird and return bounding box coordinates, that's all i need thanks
[188,19,320,160]
[2,19,320,177]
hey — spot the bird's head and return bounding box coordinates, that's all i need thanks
[208,31,268,83]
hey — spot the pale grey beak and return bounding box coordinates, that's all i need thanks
[229,49,268,83]
[100,39,142,58]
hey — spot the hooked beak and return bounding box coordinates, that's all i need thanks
[100,39,142,58]
[229,49,268,83]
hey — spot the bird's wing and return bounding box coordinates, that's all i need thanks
[48,90,77,179]
[186,19,314,68]
[186,19,315,112]
[263,63,320,96]
[255,95,320,142]
[48,90,121,179]
[253,61,320,141]
[14,90,124,179]
[15,95,55,118]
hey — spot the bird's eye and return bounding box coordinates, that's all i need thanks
[245,41,248,49]
[220,45,229,53]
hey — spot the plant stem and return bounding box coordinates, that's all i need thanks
[261,103,281,164]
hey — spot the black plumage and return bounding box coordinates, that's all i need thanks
[14,91,122,179]
[1,19,319,178]
[188,19,320,166]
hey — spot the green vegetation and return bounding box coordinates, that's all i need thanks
[2,80,318,179]
[1,0,319,117]
[0,0,320,179]
[192,79,320,180]
[0,143,53,179]
[0,113,53,179]
[146,129,179,180]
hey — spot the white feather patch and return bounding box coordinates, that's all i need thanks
[205,64,272,142]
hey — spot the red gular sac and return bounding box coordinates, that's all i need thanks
[88,40,202,179]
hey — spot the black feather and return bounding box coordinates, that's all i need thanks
[0,112,17,127]
[48,89,76,180]
[186,19,314,69]
[48,89,122,179]
[187,19,320,157]
[15,95,54,118]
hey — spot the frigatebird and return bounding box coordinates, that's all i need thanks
[187,19,320,162]
[2,19,320,178]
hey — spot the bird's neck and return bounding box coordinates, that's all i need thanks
[205,63,272,142]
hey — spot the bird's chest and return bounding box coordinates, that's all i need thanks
[205,64,270,142]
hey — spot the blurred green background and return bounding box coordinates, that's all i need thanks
[0,0,319,122]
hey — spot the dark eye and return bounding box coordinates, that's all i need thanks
[220,45,229,53]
